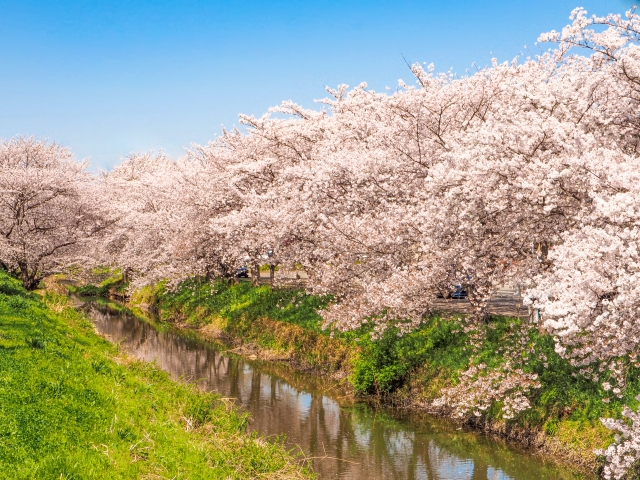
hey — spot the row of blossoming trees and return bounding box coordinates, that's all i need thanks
[2,8,640,478]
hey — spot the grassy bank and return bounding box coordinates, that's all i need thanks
[127,277,640,474]
[131,279,357,383]
[63,267,127,298]
[0,271,312,480]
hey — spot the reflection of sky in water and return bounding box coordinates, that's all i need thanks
[86,303,593,480]
[488,467,515,480]
[431,445,474,479]
[259,375,272,401]
[386,429,415,456]
[414,460,429,479]
[297,391,312,420]
[321,396,341,441]
[352,415,372,450]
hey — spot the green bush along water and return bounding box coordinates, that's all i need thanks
[0,271,312,480]
[64,267,127,298]
[133,277,640,470]
[132,279,357,378]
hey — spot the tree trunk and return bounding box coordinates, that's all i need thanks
[122,267,133,284]
[18,262,40,290]
[218,262,237,286]
[251,263,261,286]
[467,285,489,323]
[269,264,276,284]
[205,264,217,282]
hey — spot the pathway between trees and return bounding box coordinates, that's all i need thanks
[259,271,525,318]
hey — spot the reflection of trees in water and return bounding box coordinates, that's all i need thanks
[86,303,584,480]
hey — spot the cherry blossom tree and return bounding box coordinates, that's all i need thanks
[0,136,103,289]
[27,6,640,477]
[96,151,189,288]
[525,8,640,477]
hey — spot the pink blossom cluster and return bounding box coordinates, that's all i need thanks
[598,396,640,480]
[433,362,541,420]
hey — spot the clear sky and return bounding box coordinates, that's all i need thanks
[0,0,637,169]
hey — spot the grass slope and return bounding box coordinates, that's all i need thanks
[0,272,311,480]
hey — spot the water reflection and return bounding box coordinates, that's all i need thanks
[86,302,590,480]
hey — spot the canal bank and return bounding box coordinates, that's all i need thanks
[94,277,626,478]
[0,271,311,479]
[85,298,592,479]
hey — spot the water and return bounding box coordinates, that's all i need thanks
[84,300,592,480]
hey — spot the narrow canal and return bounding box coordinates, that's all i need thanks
[84,300,591,480]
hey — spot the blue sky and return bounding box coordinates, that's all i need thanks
[0,0,636,169]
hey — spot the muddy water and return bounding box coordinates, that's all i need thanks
[84,301,592,480]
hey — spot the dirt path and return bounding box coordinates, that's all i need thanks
[261,271,527,319]
[433,288,528,318]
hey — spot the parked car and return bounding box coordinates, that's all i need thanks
[449,285,468,299]
[437,285,468,299]
[236,266,249,278]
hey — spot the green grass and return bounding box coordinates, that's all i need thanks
[131,279,356,376]
[137,278,639,462]
[0,271,312,479]
[64,267,127,297]
[135,278,329,331]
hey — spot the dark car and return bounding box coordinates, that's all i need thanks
[437,285,468,299]
[236,266,249,278]
[449,285,468,299]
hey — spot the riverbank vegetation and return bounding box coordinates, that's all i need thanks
[129,277,640,474]
[0,271,312,479]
